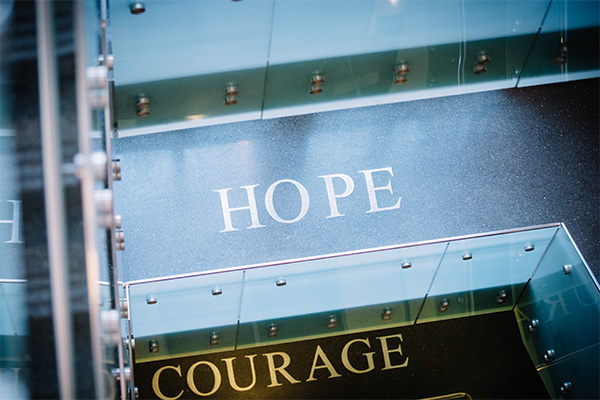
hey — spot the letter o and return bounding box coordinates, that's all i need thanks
[187,361,222,397]
[265,179,310,223]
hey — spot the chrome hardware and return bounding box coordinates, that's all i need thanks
[210,331,219,346]
[268,323,278,337]
[86,66,109,108]
[212,286,222,295]
[476,51,491,65]
[224,83,239,106]
[543,349,555,363]
[309,72,324,94]
[112,159,121,181]
[560,382,572,395]
[524,243,535,252]
[554,44,568,65]
[111,367,131,382]
[276,278,287,287]
[114,214,122,229]
[496,289,508,304]
[115,229,125,251]
[149,340,159,353]
[439,298,449,312]
[528,319,539,333]
[146,296,157,305]
[120,298,129,319]
[101,310,121,346]
[136,95,150,117]
[394,61,410,84]
[382,307,393,321]
[462,252,473,261]
[327,315,337,329]
[97,54,114,70]
[130,2,145,14]
[91,151,108,181]
[94,189,113,229]
[473,63,487,74]
[401,261,412,269]
[563,264,573,275]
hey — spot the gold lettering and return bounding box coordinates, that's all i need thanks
[376,334,409,370]
[341,338,375,374]
[222,355,257,392]
[152,365,183,400]
[187,361,222,397]
[262,352,301,387]
[306,345,342,382]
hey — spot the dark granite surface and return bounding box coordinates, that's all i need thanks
[114,78,599,282]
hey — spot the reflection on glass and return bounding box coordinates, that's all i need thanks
[513,226,599,399]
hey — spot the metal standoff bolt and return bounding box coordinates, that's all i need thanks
[210,331,220,346]
[94,189,114,229]
[439,298,450,313]
[112,159,122,181]
[86,66,109,108]
[543,349,555,363]
[97,54,114,70]
[224,83,239,106]
[394,61,410,84]
[268,323,278,337]
[563,264,573,275]
[528,319,539,333]
[462,252,473,261]
[136,95,150,117]
[382,307,393,321]
[115,214,122,229]
[524,243,535,252]
[476,51,491,65]
[275,278,287,287]
[327,315,337,329]
[393,74,407,84]
[496,289,508,304]
[554,43,569,65]
[146,296,157,305]
[91,151,108,181]
[212,286,222,296]
[473,63,487,75]
[115,229,125,251]
[130,2,146,14]
[101,310,121,346]
[111,367,131,382]
[309,72,324,94]
[149,339,159,353]
[120,298,129,318]
[560,382,572,395]
[401,261,412,269]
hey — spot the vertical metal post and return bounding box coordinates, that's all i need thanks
[35,1,75,398]
[74,2,107,399]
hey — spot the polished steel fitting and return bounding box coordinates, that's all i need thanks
[276,278,287,287]
[212,286,223,296]
[496,289,508,304]
[327,315,337,329]
[462,252,473,261]
[210,331,219,346]
[382,307,393,321]
[224,83,239,106]
[136,95,150,117]
[543,349,555,363]
[439,298,449,313]
[130,2,146,14]
[401,261,412,269]
[563,264,573,275]
[115,229,125,251]
[309,72,324,94]
[149,339,159,353]
[524,243,535,252]
[528,318,539,333]
[268,323,278,337]
[146,296,157,305]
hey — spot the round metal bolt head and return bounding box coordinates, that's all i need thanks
[395,62,410,75]
[563,264,573,275]
[276,278,287,287]
[543,349,555,363]
[528,319,539,333]
[473,63,487,74]
[212,286,222,296]
[146,296,157,305]
[462,252,473,261]
[394,74,407,84]
[268,323,278,337]
[382,307,393,321]
[560,382,572,395]
[524,243,535,252]
[210,331,219,345]
[310,73,325,85]
[130,2,146,14]
[327,315,337,329]
[148,340,159,353]
[309,84,323,95]
[476,51,491,65]
[401,261,412,269]
[224,95,238,106]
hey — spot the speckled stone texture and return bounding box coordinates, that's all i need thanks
[114,78,599,282]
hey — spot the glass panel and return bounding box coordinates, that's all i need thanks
[513,225,600,399]
[417,226,558,323]
[107,0,590,135]
[237,243,446,349]
[518,0,600,87]
[128,271,244,362]
[110,0,274,132]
